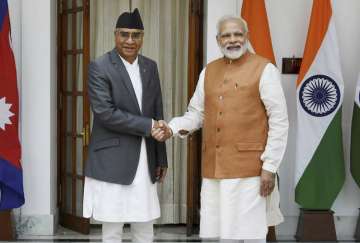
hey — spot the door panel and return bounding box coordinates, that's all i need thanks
[58,0,90,234]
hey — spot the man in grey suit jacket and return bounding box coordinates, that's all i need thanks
[83,9,167,243]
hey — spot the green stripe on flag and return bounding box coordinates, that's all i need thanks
[295,109,345,209]
[351,103,360,188]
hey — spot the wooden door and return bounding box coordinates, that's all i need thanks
[57,0,90,234]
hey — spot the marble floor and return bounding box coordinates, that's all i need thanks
[3,226,358,243]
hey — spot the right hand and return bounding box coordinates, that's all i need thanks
[260,169,276,197]
[151,120,172,142]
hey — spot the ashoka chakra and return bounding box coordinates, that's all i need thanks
[299,75,340,117]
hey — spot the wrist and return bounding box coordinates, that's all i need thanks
[152,120,159,129]
[262,169,275,177]
[169,127,173,137]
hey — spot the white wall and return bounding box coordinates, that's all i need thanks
[205,0,360,238]
[8,0,58,235]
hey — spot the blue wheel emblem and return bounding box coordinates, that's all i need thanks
[299,75,340,117]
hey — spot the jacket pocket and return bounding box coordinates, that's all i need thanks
[236,142,264,151]
[94,138,120,151]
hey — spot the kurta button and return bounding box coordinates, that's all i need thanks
[216,145,220,148]
[219,111,223,115]
[219,95,223,100]
[217,128,220,132]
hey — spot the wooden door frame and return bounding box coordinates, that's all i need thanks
[186,0,204,236]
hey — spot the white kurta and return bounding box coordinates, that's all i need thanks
[169,62,288,239]
[200,177,267,239]
[83,56,160,223]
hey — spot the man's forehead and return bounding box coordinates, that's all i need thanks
[117,28,143,32]
[219,20,244,34]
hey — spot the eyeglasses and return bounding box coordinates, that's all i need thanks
[219,31,245,41]
[115,30,143,40]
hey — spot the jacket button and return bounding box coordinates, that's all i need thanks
[216,145,220,148]
[219,95,223,100]
[217,128,220,132]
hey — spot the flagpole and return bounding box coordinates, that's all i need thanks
[0,210,14,240]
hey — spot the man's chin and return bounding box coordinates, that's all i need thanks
[119,51,138,61]
[224,51,243,60]
[123,51,137,56]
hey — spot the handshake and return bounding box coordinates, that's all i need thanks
[151,120,173,142]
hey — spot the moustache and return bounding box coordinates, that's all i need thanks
[225,44,242,51]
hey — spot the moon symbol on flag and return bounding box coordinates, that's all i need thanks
[299,75,340,117]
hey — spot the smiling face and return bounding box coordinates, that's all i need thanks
[115,28,144,63]
[216,20,248,60]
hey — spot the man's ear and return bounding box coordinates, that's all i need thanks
[245,31,250,41]
[216,35,221,46]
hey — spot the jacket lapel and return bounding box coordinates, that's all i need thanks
[138,55,150,112]
[110,49,141,114]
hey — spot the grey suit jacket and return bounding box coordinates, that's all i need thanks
[84,48,167,185]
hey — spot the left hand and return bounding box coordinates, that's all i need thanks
[260,169,276,197]
[155,166,167,183]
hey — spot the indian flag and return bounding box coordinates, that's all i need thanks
[295,0,345,209]
[351,74,360,188]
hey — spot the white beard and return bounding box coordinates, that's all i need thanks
[220,41,248,60]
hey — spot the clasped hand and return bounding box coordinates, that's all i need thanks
[151,120,172,142]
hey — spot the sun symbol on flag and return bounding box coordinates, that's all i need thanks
[0,97,14,130]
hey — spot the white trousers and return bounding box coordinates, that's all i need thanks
[102,220,154,243]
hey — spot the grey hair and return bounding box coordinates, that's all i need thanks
[216,15,249,36]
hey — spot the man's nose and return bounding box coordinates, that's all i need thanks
[126,36,135,44]
[228,34,238,43]
[229,34,235,42]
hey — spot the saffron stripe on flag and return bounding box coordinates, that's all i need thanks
[241,0,276,65]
